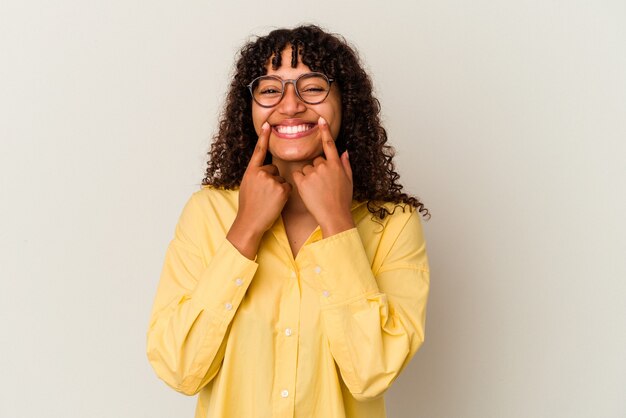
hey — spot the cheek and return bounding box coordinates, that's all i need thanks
[327,95,342,138]
[330,108,342,139]
[313,104,342,138]
[252,107,271,133]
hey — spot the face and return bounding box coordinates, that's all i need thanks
[251,47,342,165]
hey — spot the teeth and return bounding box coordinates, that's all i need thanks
[276,124,313,134]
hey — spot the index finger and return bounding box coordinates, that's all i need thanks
[318,117,339,161]
[248,122,270,168]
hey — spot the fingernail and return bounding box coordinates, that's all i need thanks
[345,150,349,160]
[262,122,269,130]
[318,116,327,126]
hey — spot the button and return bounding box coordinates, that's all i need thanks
[290,270,297,279]
[280,389,289,398]
[285,328,292,337]
[314,266,322,274]
[234,278,244,286]
[322,290,330,298]
[225,302,233,311]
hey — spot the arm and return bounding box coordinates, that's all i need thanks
[308,209,429,400]
[147,124,289,395]
[146,194,258,395]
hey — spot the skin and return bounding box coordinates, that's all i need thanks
[226,47,355,259]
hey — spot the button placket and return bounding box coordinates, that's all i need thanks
[273,266,300,414]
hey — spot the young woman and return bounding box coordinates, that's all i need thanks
[147,25,430,418]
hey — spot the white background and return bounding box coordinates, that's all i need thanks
[1,1,625,417]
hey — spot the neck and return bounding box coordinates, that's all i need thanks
[274,159,311,215]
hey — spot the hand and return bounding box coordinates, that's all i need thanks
[293,117,355,237]
[227,122,292,259]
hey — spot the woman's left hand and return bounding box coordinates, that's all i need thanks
[293,117,355,237]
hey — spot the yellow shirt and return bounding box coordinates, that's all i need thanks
[147,187,430,418]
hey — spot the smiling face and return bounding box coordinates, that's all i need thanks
[251,47,342,166]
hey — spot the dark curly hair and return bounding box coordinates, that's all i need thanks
[202,25,429,219]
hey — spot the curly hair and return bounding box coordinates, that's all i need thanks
[202,25,429,219]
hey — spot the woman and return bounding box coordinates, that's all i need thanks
[147,25,430,418]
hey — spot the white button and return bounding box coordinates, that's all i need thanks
[234,278,244,286]
[314,266,322,274]
[322,290,330,298]
[285,328,293,337]
[280,389,289,398]
[225,302,233,311]
[290,270,297,279]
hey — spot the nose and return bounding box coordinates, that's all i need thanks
[277,82,306,115]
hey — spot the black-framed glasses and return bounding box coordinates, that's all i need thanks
[247,72,335,108]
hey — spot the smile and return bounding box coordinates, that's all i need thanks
[275,124,315,134]
[272,123,317,139]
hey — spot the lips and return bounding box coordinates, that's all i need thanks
[272,122,317,139]
[275,123,315,134]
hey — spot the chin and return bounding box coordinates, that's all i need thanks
[269,137,323,163]
[272,150,322,163]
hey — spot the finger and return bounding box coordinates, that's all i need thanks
[341,150,353,182]
[318,117,339,161]
[302,164,314,175]
[248,122,270,168]
[260,164,279,175]
[312,156,325,167]
[282,182,293,194]
[274,175,287,184]
[292,170,304,187]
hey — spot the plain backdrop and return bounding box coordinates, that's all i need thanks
[1,1,625,417]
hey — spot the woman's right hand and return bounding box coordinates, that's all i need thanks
[226,122,291,259]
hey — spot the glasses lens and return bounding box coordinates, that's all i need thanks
[252,77,283,107]
[250,73,331,107]
[296,74,330,104]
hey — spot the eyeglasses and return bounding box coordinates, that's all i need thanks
[247,72,335,108]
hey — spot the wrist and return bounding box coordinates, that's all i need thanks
[227,218,265,260]
[320,213,355,238]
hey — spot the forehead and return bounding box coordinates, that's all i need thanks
[265,47,312,79]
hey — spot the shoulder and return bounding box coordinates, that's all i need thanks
[354,201,425,245]
[188,186,240,212]
[354,201,419,231]
[353,201,427,272]
[176,187,239,236]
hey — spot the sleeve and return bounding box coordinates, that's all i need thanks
[307,209,429,401]
[146,193,258,395]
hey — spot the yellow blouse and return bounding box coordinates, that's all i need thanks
[147,187,429,418]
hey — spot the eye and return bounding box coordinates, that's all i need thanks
[259,87,281,95]
[301,86,325,93]
[255,77,283,96]
[297,74,330,95]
